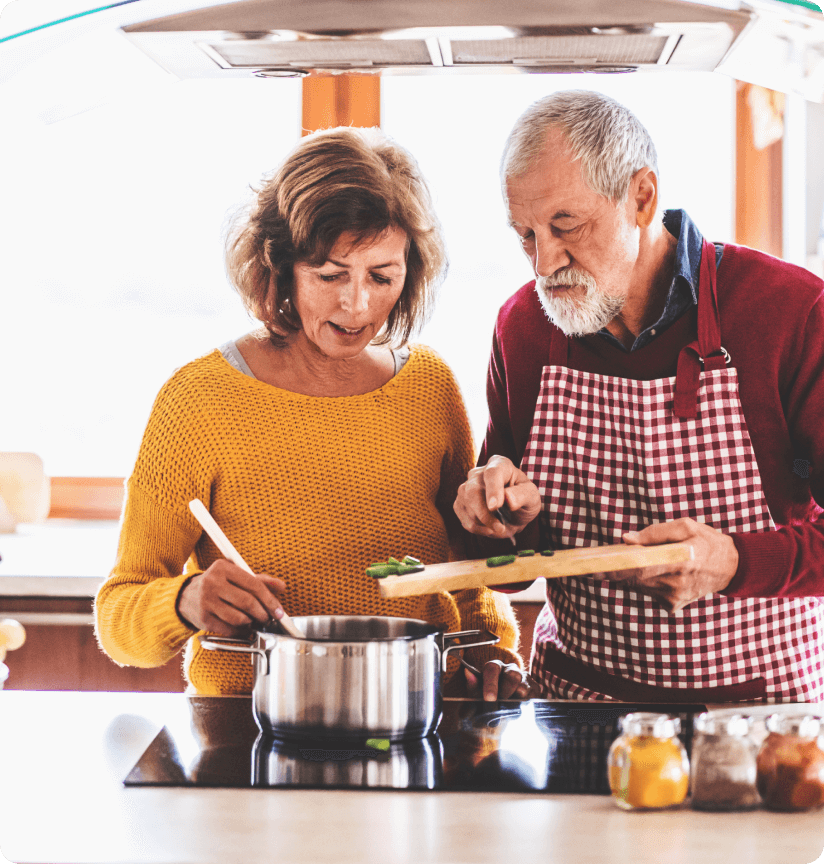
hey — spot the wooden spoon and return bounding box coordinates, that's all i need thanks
[188,499,304,639]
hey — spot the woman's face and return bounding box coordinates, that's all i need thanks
[292,226,408,359]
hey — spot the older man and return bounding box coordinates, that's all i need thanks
[455,90,824,703]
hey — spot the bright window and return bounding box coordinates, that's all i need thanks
[0,70,734,476]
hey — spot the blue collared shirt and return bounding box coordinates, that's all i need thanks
[598,209,722,352]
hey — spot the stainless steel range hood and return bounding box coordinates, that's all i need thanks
[120,0,824,100]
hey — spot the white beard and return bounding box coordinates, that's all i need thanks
[535,268,625,337]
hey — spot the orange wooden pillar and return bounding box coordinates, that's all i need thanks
[301,74,381,134]
[735,81,784,258]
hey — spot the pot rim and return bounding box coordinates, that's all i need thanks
[258,614,441,643]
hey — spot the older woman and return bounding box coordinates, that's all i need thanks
[94,126,524,699]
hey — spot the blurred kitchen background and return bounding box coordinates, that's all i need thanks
[0,0,823,689]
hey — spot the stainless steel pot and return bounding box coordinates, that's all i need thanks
[199,615,498,741]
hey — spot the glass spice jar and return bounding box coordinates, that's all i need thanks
[756,713,824,812]
[607,712,690,810]
[690,712,760,811]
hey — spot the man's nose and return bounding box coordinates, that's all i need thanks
[533,232,570,278]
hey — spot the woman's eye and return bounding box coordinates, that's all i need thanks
[318,273,340,282]
[372,274,392,285]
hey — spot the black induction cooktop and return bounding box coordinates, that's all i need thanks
[124,698,706,794]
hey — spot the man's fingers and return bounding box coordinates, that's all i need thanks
[483,457,517,511]
[623,517,696,545]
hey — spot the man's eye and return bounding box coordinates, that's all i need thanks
[518,232,534,245]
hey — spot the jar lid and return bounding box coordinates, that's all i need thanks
[618,712,680,738]
[766,713,822,738]
[695,711,752,737]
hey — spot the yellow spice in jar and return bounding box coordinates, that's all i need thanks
[608,735,690,809]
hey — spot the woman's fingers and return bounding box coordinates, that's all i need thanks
[178,560,287,634]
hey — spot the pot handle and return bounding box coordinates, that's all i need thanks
[440,629,500,673]
[198,635,269,674]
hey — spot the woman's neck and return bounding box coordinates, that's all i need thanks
[236,330,396,397]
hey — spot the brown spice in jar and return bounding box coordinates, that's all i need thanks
[691,777,760,811]
[757,731,824,812]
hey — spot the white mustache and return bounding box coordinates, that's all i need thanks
[537,267,596,291]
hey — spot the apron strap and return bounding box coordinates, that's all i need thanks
[673,238,728,420]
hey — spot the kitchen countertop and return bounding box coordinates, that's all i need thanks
[0,519,119,597]
[0,520,546,601]
[1,690,823,864]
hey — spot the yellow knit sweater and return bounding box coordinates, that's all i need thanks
[94,343,520,694]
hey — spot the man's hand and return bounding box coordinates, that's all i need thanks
[599,517,739,613]
[463,659,540,701]
[454,455,542,542]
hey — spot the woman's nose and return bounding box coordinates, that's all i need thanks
[340,275,369,313]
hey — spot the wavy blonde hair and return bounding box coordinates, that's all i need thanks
[225,126,446,347]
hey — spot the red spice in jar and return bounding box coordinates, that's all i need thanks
[756,714,824,812]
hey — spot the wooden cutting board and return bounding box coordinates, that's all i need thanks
[377,541,693,599]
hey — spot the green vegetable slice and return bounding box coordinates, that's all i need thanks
[517,550,535,557]
[540,549,555,557]
[366,564,400,578]
[486,554,517,567]
[402,555,422,565]
[365,738,391,751]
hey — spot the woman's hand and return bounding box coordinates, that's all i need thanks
[177,559,287,637]
[463,659,540,701]
[453,455,542,542]
[599,517,739,613]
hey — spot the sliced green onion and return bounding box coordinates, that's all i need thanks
[366,564,400,578]
[517,550,535,557]
[396,563,425,575]
[486,555,517,567]
[365,738,391,751]
[540,549,555,557]
[402,555,422,565]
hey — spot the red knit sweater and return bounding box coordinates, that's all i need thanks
[479,243,824,598]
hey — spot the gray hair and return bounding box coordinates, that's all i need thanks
[501,90,659,203]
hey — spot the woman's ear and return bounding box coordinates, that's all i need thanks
[632,167,659,228]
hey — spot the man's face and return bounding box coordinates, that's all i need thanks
[505,129,641,337]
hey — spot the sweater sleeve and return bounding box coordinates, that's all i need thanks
[94,484,200,667]
[94,367,212,667]
[432,354,522,669]
[724,292,824,598]
[478,315,521,469]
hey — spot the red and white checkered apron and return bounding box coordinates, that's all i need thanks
[526,240,824,702]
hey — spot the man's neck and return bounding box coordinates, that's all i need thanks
[606,224,678,349]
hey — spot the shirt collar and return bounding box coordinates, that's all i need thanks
[595,208,702,352]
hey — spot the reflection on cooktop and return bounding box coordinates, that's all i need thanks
[124,698,706,794]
